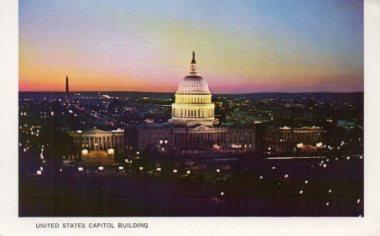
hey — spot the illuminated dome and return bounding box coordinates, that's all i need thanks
[177,75,210,94]
[169,51,217,127]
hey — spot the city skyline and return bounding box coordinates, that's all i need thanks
[20,0,363,93]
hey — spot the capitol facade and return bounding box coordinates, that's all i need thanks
[137,52,255,155]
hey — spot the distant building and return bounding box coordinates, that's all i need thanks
[68,128,125,164]
[337,120,356,130]
[262,126,325,154]
[225,110,271,125]
[136,52,255,155]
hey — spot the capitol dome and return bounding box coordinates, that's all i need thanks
[169,51,217,127]
[177,75,210,94]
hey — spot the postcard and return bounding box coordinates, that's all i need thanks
[1,0,380,235]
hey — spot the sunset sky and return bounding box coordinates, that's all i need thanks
[19,0,363,93]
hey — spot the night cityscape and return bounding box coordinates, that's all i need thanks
[19,88,363,216]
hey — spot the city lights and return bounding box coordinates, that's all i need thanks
[107,148,114,155]
[81,149,88,155]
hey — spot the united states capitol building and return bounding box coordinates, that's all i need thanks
[137,52,255,155]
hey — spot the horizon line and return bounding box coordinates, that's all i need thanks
[19,90,364,95]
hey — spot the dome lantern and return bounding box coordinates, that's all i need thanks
[190,51,197,75]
